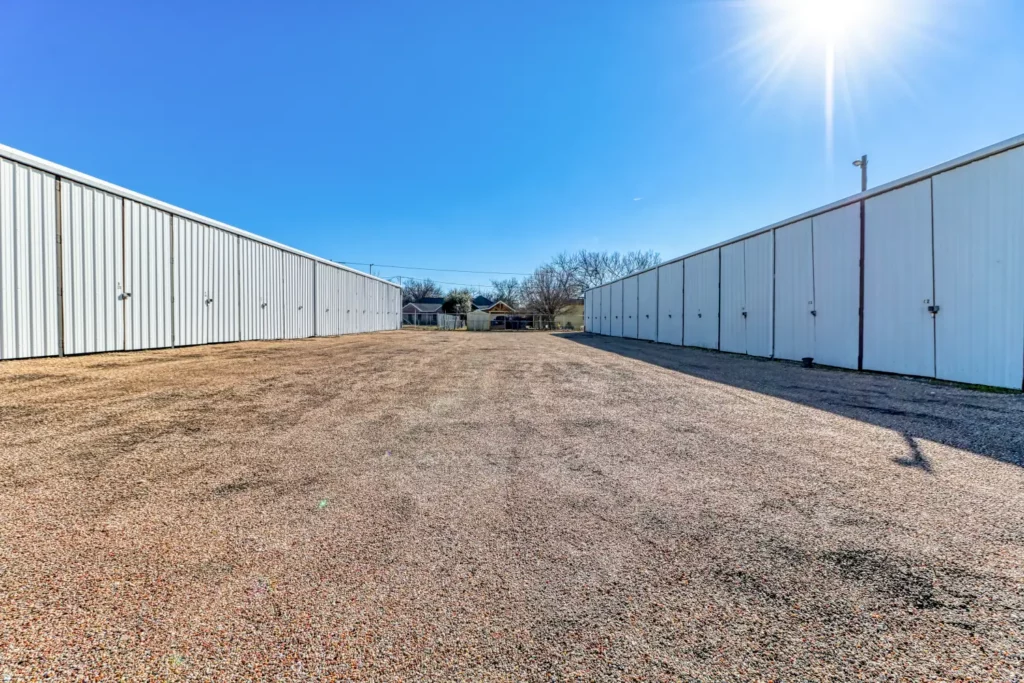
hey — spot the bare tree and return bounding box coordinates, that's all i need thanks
[489,278,521,309]
[520,266,575,317]
[554,249,660,294]
[402,278,443,305]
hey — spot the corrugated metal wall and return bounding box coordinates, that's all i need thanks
[61,181,123,355]
[622,275,639,339]
[0,158,58,360]
[124,200,173,351]
[743,232,774,358]
[238,238,284,341]
[719,242,746,354]
[584,139,1024,388]
[610,280,623,337]
[0,146,401,362]
[638,270,657,341]
[282,252,315,339]
[933,146,1024,389]
[657,262,683,345]
[811,204,860,369]
[683,249,719,350]
[316,263,344,337]
[600,285,610,335]
[174,218,239,347]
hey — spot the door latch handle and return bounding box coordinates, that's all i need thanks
[810,310,817,316]
[741,311,747,318]
[927,305,940,314]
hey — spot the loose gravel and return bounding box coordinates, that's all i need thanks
[1,330,1022,681]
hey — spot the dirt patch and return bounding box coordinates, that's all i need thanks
[1,331,1022,681]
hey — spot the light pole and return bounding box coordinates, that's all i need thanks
[853,155,867,192]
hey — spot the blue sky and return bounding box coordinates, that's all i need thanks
[2,0,1021,291]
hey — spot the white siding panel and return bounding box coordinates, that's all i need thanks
[622,275,639,338]
[863,180,935,377]
[719,242,745,354]
[683,249,719,350]
[317,264,344,336]
[610,280,623,337]
[124,201,172,351]
[174,218,238,347]
[657,262,683,345]
[812,204,861,369]
[744,232,774,358]
[774,220,815,361]
[584,290,591,331]
[638,270,658,341]
[0,159,58,359]
[933,147,1024,389]
[282,252,315,339]
[239,238,284,341]
[60,181,123,355]
[600,285,610,335]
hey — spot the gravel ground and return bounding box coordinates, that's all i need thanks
[1,330,1022,681]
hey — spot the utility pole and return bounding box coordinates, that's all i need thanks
[854,153,868,373]
[853,154,868,192]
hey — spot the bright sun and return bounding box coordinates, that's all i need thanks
[783,0,882,47]
[727,0,920,163]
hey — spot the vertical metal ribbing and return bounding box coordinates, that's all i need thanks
[55,177,65,356]
[930,177,938,380]
[857,197,866,371]
[169,214,175,348]
[771,228,777,359]
[717,249,722,351]
[121,197,127,351]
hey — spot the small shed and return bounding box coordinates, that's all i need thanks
[467,310,491,331]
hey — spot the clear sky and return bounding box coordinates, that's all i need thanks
[2,0,1021,291]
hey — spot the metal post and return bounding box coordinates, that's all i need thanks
[854,154,868,370]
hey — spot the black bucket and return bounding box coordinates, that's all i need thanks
[801,357,814,368]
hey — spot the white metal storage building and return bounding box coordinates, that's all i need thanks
[0,144,400,361]
[585,134,1024,390]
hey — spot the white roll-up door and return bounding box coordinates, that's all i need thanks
[863,180,935,377]
[623,275,639,339]
[683,249,719,350]
[812,204,861,369]
[774,219,815,361]
[933,146,1024,389]
[638,270,658,341]
[657,262,683,345]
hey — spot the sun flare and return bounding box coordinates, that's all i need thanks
[782,0,883,47]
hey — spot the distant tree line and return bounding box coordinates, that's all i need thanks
[401,249,660,317]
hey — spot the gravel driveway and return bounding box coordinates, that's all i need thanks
[1,330,1022,680]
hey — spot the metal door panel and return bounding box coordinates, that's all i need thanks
[774,219,815,361]
[123,200,172,350]
[637,270,658,341]
[657,262,683,345]
[718,242,745,353]
[60,181,123,354]
[744,232,774,358]
[933,146,1024,389]
[623,275,639,338]
[812,204,861,369]
[863,180,935,377]
[610,280,623,337]
[683,249,719,350]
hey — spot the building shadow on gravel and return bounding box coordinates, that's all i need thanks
[561,333,1024,469]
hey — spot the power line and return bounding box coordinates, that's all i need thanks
[335,261,530,277]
